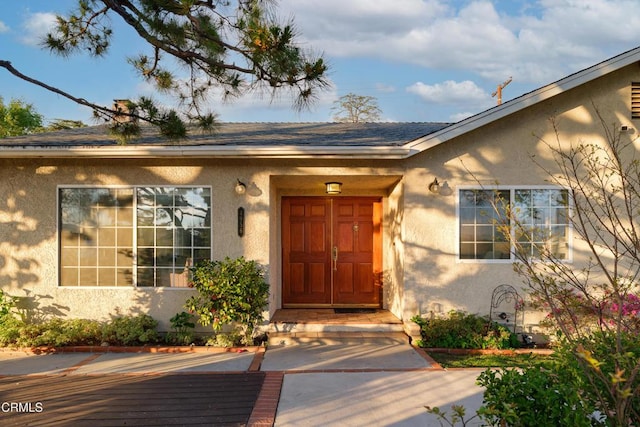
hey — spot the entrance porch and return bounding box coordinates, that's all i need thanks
[266,309,407,346]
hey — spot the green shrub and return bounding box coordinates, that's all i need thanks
[475,330,640,426]
[0,314,160,347]
[101,314,158,345]
[412,310,519,349]
[0,289,18,321]
[14,318,102,347]
[206,329,244,347]
[186,257,269,343]
[553,331,640,425]
[477,364,599,426]
[0,316,24,346]
[165,311,196,345]
[0,290,22,346]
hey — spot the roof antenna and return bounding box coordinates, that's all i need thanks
[491,77,512,105]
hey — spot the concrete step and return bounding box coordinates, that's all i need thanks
[265,321,405,334]
[267,331,410,347]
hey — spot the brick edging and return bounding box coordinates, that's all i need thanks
[0,345,262,354]
[411,345,444,370]
[247,371,284,427]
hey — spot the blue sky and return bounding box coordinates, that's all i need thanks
[2,0,640,125]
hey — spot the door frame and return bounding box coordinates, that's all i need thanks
[281,196,383,308]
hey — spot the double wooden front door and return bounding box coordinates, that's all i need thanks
[282,197,382,307]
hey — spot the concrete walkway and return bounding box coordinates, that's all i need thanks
[0,337,486,426]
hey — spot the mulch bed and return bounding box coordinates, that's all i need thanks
[0,372,265,426]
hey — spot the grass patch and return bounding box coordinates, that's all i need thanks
[429,352,554,368]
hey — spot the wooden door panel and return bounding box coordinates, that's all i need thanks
[310,203,327,216]
[336,263,353,293]
[336,221,354,253]
[309,222,327,253]
[282,198,331,305]
[289,263,305,293]
[358,263,374,293]
[333,198,380,306]
[308,263,327,293]
[289,222,305,252]
[357,203,373,217]
[358,222,373,252]
[282,197,381,307]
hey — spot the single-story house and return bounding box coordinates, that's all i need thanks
[2,46,640,336]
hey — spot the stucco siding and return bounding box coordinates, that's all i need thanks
[2,60,639,335]
[0,158,405,330]
[398,62,640,333]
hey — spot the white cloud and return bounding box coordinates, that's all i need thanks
[0,21,9,33]
[407,80,488,105]
[279,0,640,86]
[21,12,57,46]
[449,111,477,122]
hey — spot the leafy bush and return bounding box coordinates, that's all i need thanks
[0,290,22,346]
[553,331,640,424]
[101,314,158,346]
[206,329,244,347]
[0,316,24,346]
[0,289,18,321]
[16,318,103,347]
[186,257,269,342]
[0,313,159,347]
[165,311,196,345]
[477,364,598,426]
[474,330,640,426]
[412,310,519,349]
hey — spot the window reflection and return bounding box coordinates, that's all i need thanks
[459,188,569,260]
[59,186,211,287]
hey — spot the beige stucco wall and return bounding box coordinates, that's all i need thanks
[399,62,640,335]
[1,62,639,335]
[0,157,405,330]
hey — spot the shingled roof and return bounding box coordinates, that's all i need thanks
[4,45,640,159]
[0,122,450,159]
[1,122,449,147]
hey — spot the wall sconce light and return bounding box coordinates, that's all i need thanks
[325,182,342,195]
[428,178,440,194]
[235,179,246,195]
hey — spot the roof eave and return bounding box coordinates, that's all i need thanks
[0,144,412,159]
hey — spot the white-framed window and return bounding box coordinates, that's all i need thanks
[58,186,211,287]
[458,187,570,262]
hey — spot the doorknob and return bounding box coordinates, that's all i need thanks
[332,246,338,271]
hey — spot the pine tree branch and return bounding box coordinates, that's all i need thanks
[0,60,145,124]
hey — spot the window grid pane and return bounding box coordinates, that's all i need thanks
[459,190,510,259]
[135,186,211,287]
[59,187,211,287]
[59,188,135,287]
[459,188,570,261]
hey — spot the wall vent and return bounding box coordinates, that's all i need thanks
[632,82,640,119]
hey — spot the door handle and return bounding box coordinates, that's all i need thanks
[332,246,338,271]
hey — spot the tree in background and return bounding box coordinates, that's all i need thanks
[0,0,328,140]
[331,93,382,123]
[47,119,87,131]
[0,97,43,138]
